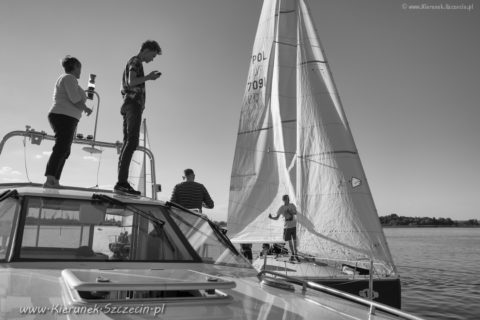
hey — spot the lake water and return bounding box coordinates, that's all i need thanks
[384,227,480,320]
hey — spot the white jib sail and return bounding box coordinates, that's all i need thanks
[228,0,396,273]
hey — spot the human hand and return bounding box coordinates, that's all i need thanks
[84,107,93,116]
[268,213,272,219]
[148,70,161,80]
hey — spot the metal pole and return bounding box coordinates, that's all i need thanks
[91,91,101,142]
[142,119,147,197]
[369,259,374,300]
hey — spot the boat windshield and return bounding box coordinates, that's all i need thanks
[0,197,19,260]
[15,196,250,269]
[168,207,251,268]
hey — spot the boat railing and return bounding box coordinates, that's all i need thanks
[257,269,425,320]
[0,127,159,199]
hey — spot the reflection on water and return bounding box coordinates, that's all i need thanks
[385,227,480,320]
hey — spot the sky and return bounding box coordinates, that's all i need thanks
[0,0,479,221]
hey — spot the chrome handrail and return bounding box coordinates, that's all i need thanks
[0,128,158,199]
[257,270,425,320]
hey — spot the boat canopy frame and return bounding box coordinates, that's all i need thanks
[0,127,159,199]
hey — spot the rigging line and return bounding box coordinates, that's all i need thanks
[266,150,339,170]
[238,119,297,135]
[22,136,31,183]
[238,126,270,135]
[268,149,296,155]
[300,60,326,65]
[301,150,358,157]
[273,40,297,48]
[299,158,338,170]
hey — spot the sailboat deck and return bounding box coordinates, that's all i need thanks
[253,255,356,279]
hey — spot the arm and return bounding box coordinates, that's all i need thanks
[202,186,214,209]
[269,207,282,220]
[74,101,92,116]
[63,76,92,115]
[268,213,280,220]
[63,75,83,104]
[128,70,160,87]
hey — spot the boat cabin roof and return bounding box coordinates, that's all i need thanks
[0,182,163,206]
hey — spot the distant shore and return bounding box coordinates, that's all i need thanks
[382,225,480,228]
[380,214,479,228]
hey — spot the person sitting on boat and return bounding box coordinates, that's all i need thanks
[44,56,92,188]
[170,169,214,213]
[115,40,162,195]
[268,194,300,262]
[240,243,253,263]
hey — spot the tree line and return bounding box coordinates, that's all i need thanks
[213,215,479,229]
[379,213,479,227]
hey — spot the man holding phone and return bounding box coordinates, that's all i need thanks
[115,40,162,195]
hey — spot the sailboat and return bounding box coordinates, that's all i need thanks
[228,0,401,307]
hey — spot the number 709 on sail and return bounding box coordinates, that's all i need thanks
[247,78,264,91]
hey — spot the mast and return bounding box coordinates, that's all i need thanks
[295,0,302,209]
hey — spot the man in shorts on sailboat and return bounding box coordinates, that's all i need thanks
[269,194,300,262]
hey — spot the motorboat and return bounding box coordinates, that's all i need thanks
[0,128,426,319]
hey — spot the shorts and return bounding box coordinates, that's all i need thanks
[283,227,297,241]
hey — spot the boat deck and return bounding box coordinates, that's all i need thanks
[252,255,354,279]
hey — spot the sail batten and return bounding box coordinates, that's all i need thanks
[228,0,396,274]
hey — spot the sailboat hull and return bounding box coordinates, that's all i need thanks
[253,255,401,308]
[315,278,401,309]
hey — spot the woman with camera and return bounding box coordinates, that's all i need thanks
[43,55,92,188]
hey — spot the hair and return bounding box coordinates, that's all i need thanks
[184,168,194,177]
[140,40,161,54]
[282,194,289,201]
[62,55,81,73]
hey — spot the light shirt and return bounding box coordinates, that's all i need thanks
[49,74,86,120]
[277,203,297,229]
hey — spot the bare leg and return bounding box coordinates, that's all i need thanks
[288,239,295,256]
[292,239,297,255]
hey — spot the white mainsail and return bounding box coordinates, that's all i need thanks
[228,0,396,273]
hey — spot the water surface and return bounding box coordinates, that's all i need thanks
[385,227,480,320]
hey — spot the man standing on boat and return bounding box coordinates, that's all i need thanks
[170,169,214,213]
[115,40,162,195]
[269,195,300,262]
